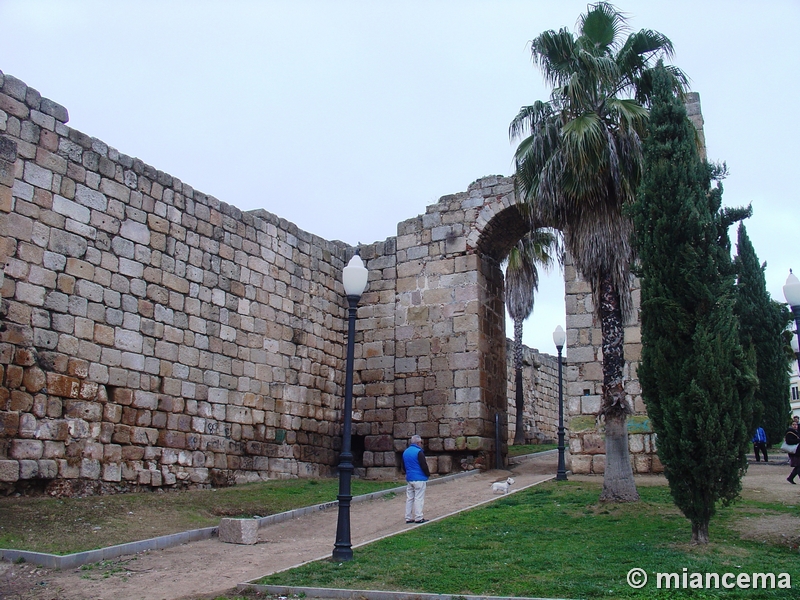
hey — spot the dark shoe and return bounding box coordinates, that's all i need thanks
[414,519,428,524]
[788,477,796,485]
[405,520,414,524]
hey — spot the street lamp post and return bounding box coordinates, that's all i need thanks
[784,270,800,362]
[553,325,567,481]
[332,251,368,562]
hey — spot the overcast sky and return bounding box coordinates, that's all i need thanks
[2,0,798,355]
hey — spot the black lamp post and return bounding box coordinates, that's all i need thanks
[553,325,567,481]
[332,251,368,562]
[784,270,800,363]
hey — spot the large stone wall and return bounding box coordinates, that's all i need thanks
[0,71,360,493]
[1,68,681,495]
[504,341,560,444]
[0,71,567,494]
[355,178,563,478]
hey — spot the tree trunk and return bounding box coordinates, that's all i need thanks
[598,275,639,503]
[600,411,639,502]
[513,319,526,445]
[691,521,709,544]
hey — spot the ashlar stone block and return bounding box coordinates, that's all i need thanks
[219,518,259,545]
[0,460,20,481]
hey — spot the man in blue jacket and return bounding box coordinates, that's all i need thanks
[752,426,768,462]
[402,435,431,523]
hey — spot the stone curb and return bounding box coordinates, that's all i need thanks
[0,465,487,569]
[244,584,575,600]
[0,526,218,569]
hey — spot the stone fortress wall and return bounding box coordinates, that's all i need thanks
[0,71,359,492]
[0,71,693,494]
[504,340,561,446]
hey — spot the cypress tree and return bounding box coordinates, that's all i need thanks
[734,223,792,445]
[632,65,757,544]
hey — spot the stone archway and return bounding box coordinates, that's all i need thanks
[357,174,654,477]
[357,176,560,472]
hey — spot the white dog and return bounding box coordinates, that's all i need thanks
[491,477,515,494]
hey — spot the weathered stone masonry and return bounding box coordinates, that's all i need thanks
[2,70,685,494]
[0,71,562,493]
[0,71,362,492]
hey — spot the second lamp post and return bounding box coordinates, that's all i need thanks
[553,325,568,481]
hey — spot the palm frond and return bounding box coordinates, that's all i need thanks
[568,52,620,108]
[562,112,607,173]
[509,101,556,141]
[504,228,563,323]
[618,29,675,65]
[578,2,629,53]
[530,29,580,88]
[605,98,649,133]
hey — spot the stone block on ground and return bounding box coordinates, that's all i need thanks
[218,518,259,545]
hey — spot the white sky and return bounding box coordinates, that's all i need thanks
[2,0,798,355]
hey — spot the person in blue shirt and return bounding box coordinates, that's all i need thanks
[752,426,768,462]
[402,435,430,524]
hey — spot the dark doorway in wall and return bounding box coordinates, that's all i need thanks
[351,434,365,468]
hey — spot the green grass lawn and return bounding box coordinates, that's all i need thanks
[508,443,558,457]
[256,480,799,599]
[0,478,400,555]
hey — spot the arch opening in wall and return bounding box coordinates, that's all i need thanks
[473,202,534,465]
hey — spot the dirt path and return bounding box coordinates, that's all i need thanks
[2,453,797,600]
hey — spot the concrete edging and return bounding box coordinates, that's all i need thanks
[0,526,217,569]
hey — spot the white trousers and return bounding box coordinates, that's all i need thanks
[405,480,427,521]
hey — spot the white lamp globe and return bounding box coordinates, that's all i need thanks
[553,325,566,349]
[342,254,368,298]
[784,271,800,307]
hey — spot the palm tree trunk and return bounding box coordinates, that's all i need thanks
[598,275,639,503]
[513,318,526,445]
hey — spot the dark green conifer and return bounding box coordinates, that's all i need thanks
[734,223,792,444]
[632,64,757,544]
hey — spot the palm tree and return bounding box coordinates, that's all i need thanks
[505,229,562,445]
[509,2,687,502]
